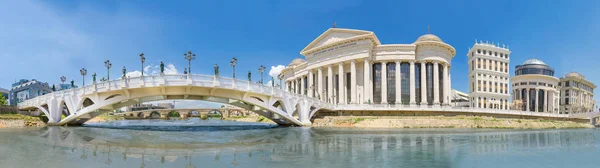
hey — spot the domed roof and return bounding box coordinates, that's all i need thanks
[566,72,584,78]
[288,58,306,67]
[522,58,546,65]
[414,34,443,43]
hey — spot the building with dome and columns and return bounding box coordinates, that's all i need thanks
[559,72,596,114]
[510,59,560,113]
[281,27,455,107]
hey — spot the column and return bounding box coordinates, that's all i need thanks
[543,89,548,112]
[443,64,449,105]
[364,60,370,104]
[475,97,479,108]
[535,88,539,112]
[350,60,357,104]
[409,61,416,105]
[327,65,333,103]
[300,76,305,95]
[433,62,440,105]
[420,61,427,105]
[395,61,401,104]
[525,88,530,111]
[317,68,323,100]
[381,61,388,104]
[308,70,314,98]
[338,63,345,104]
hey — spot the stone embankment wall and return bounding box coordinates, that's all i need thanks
[312,116,592,129]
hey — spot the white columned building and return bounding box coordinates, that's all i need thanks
[467,41,511,110]
[511,59,560,113]
[281,27,456,107]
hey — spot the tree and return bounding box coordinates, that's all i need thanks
[0,94,7,106]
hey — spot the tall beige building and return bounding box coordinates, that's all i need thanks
[467,41,511,109]
[559,72,596,114]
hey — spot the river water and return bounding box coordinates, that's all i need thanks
[0,119,599,168]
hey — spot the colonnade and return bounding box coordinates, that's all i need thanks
[512,88,558,113]
[287,59,451,106]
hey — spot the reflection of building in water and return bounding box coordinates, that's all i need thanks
[126,103,174,112]
[20,127,599,167]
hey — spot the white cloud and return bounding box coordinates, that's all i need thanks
[125,71,142,78]
[268,65,286,78]
[122,63,179,78]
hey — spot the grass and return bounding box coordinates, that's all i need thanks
[0,114,43,122]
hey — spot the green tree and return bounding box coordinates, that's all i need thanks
[0,94,7,106]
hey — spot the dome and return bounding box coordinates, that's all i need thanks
[522,58,546,65]
[566,72,584,78]
[414,34,443,43]
[288,58,306,67]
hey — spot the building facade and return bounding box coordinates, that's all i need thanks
[9,79,52,106]
[281,28,456,106]
[510,59,560,113]
[467,42,511,109]
[558,72,596,114]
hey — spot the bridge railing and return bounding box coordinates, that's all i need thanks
[17,74,330,109]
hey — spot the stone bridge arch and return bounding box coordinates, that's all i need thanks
[17,74,332,126]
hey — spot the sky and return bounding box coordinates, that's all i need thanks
[1,0,600,105]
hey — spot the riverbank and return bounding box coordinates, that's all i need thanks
[87,115,124,123]
[312,116,593,129]
[224,116,276,124]
[0,114,45,128]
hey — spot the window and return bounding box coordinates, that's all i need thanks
[415,64,421,103]
[478,80,481,91]
[387,63,396,104]
[483,81,487,92]
[488,60,491,70]
[477,49,481,54]
[400,63,410,105]
[471,60,474,70]
[372,63,382,104]
[426,63,434,105]
[483,50,487,55]
[494,61,498,71]
[495,52,498,56]
[565,81,570,87]
[477,58,481,68]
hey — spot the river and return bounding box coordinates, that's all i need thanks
[0,119,598,168]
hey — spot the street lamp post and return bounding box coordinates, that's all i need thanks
[104,60,112,80]
[80,68,87,86]
[258,65,266,85]
[230,57,237,79]
[139,53,145,77]
[184,51,196,74]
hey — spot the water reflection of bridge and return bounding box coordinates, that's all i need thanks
[115,108,251,119]
[17,127,598,167]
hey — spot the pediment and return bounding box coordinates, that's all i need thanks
[300,28,380,55]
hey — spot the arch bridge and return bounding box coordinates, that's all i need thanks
[17,74,333,126]
[116,108,251,119]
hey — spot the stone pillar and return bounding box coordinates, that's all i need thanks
[433,62,440,105]
[535,88,539,112]
[350,60,357,104]
[443,63,449,105]
[300,76,305,95]
[475,97,479,108]
[308,70,314,98]
[381,61,388,104]
[338,63,345,104]
[544,89,548,112]
[395,61,401,104]
[409,61,416,105]
[317,68,323,100]
[327,65,333,103]
[420,61,427,105]
[364,60,370,104]
[525,88,530,111]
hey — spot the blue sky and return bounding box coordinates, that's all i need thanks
[2,0,600,100]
